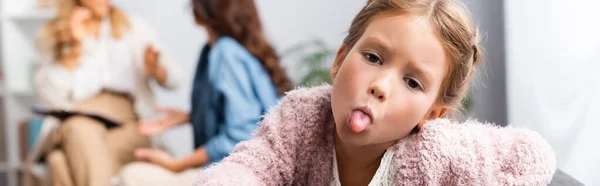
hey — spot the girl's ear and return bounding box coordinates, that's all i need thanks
[417,106,448,129]
[427,106,448,120]
[330,45,348,78]
[435,107,448,118]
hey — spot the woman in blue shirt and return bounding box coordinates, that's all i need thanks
[119,0,292,184]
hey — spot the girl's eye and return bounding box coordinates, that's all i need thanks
[404,78,423,90]
[364,52,382,65]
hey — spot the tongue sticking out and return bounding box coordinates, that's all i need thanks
[349,110,371,133]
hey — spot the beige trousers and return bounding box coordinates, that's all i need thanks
[119,162,201,186]
[45,92,150,186]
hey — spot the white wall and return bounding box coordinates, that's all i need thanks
[505,0,600,185]
[113,0,366,156]
[462,0,507,125]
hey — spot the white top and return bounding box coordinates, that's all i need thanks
[331,147,395,186]
[34,15,182,119]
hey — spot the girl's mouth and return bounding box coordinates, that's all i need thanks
[348,107,373,133]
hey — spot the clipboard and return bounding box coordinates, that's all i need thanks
[32,105,122,129]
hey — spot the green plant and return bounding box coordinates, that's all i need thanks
[461,92,473,112]
[282,39,336,87]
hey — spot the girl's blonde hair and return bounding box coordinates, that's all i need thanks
[41,0,131,60]
[341,0,483,113]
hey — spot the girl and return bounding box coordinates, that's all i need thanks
[118,0,292,185]
[195,0,556,185]
[32,0,182,185]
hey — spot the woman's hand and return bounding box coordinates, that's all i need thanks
[144,46,168,84]
[137,107,189,135]
[135,148,185,173]
[71,7,92,43]
[60,7,91,70]
[144,46,160,75]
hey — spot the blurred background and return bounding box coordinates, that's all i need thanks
[0,0,597,185]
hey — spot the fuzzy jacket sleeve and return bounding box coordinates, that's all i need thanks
[392,119,556,186]
[194,86,332,186]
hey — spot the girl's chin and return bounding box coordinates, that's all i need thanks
[335,126,374,146]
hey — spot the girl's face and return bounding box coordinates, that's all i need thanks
[331,15,448,147]
[79,0,111,18]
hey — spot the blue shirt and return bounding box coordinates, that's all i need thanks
[190,37,279,163]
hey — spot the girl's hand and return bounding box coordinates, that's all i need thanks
[135,148,185,173]
[137,107,189,135]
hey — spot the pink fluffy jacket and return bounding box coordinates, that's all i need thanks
[195,85,556,185]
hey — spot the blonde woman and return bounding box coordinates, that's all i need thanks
[32,0,182,185]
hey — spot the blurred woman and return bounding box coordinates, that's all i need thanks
[32,0,182,185]
[119,0,292,185]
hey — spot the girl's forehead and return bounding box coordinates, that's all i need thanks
[359,15,448,81]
